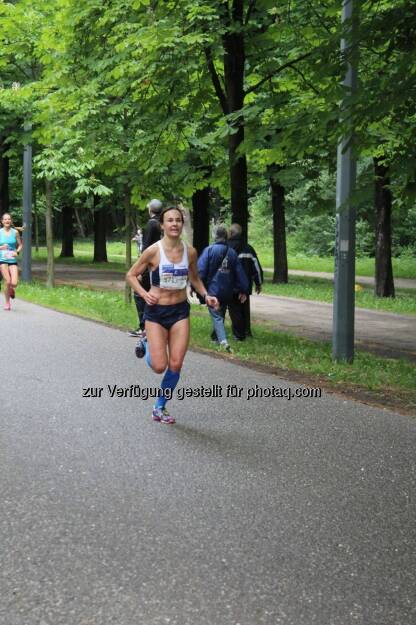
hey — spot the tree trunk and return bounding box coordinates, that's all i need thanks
[45,179,55,289]
[124,190,131,303]
[0,137,9,216]
[269,168,288,284]
[93,196,108,263]
[228,130,248,240]
[223,0,248,240]
[34,188,39,252]
[192,187,210,255]
[374,158,394,297]
[60,204,74,257]
[74,206,86,238]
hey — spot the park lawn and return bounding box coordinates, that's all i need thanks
[16,282,416,410]
[32,243,131,271]
[261,276,416,316]
[256,247,416,279]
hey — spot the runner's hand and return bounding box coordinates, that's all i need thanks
[205,295,219,309]
[144,291,159,305]
[238,293,247,303]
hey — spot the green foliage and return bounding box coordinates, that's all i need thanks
[248,190,273,248]
[392,206,416,255]
[292,214,336,256]
[0,0,415,272]
[353,0,416,197]
[290,215,373,257]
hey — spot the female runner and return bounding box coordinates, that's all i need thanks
[0,213,23,310]
[126,205,218,424]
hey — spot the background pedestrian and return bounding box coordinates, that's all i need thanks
[197,224,248,352]
[227,223,263,339]
[128,199,163,337]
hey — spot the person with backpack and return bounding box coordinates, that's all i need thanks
[197,225,249,352]
[227,223,263,339]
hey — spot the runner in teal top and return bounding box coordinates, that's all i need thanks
[0,213,23,310]
[0,227,18,263]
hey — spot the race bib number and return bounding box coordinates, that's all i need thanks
[160,264,188,289]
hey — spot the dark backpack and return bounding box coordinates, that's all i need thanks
[208,247,234,304]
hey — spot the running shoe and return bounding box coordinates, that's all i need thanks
[9,287,15,299]
[4,303,11,311]
[152,407,176,424]
[135,337,146,359]
[128,328,145,337]
[219,340,232,353]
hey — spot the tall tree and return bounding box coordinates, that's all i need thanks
[268,165,288,283]
[374,158,394,297]
[192,187,211,255]
[45,178,55,288]
[352,0,416,295]
[60,203,74,258]
[93,195,108,263]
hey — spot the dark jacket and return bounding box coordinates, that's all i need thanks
[197,241,249,300]
[137,217,161,293]
[142,217,161,251]
[227,235,263,294]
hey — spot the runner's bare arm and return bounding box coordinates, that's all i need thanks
[16,231,23,254]
[126,245,157,297]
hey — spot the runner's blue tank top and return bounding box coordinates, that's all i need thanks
[0,228,18,264]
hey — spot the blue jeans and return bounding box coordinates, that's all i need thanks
[209,305,227,344]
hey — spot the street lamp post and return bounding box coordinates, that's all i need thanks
[21,122,32,282]
[332,0,358,363]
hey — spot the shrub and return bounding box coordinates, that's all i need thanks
[291,215,374,257]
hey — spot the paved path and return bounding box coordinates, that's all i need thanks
[32,262,416,290]
[265,268,416,290]
[31,263,416,361]
[251,293,416,361]
[1,301,415,625]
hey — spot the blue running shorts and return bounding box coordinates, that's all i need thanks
[144,300,190,331]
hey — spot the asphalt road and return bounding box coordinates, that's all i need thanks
[1,301,415,625]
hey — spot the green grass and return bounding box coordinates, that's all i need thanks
[261,276,416,316]
[19,281,137,327]
[255,245,416,279]
[32,241,134,271]
[17,282,416,409]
